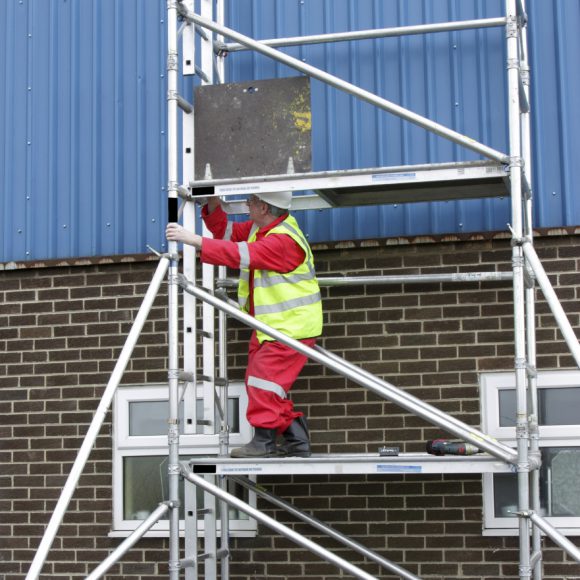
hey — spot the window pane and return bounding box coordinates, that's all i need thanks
[123,455,179,519]
[129,401,185,436]
[493,448,580,518]
[538,388,580,426]
[196,398,241,433]
[545,448,580,516]
[493,473,519,517]
[123,456,249,521]
[498,386,580,428]
[498,390,517,427]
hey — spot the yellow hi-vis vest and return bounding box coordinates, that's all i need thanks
[237,215,323,344]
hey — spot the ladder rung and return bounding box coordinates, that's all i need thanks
[176,93,193,114]
[179,558,195,569]
[519,74,530,113]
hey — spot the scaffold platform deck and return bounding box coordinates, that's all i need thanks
[186,160,510,211]
[188,452,514,476]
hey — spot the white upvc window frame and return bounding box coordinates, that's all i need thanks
[480,370,580,536]
[111,383,256,537]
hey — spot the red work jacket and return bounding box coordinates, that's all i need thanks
[200,205,305,316]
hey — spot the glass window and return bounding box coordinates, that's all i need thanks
[497,386,580,428]
[195,398,241,433]
[112,383,255,537]
[122,455,249,521]
[481,371,580,535]
[129,401,185,436]
[491,447,580,519]
[538,388,580,426]
[546,447,580,516]
[498,389,516,428]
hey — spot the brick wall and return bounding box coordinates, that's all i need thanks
[2,234,580,579]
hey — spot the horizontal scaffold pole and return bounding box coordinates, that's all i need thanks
[177,6,509,164]
[230,476,420,580]
[223,17,507,52]
[178,276,519,465]
[218,271,513,288]
[25,257,171,580]
[181,468,378,580]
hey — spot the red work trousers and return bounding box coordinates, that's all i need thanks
[245,331,316,433]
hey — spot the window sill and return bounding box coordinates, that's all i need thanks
[483,527,580,537]
[108,529,257,539]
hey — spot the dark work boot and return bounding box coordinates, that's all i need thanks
[279,416,311,457]
[230,428,278,458]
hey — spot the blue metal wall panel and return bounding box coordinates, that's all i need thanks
[0,0,579,261]
[529,0,580,229]
[1,0,167,263]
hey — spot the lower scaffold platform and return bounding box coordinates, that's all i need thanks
[188,452,514,476]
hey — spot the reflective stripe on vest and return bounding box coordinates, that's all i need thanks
[238,241,250,269]
[253,269,316,288]
[247,375,287,399]
[254,291,322,316]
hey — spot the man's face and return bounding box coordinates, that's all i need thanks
[246,195,268,224]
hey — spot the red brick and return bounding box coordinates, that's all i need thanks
[2,237,580,579]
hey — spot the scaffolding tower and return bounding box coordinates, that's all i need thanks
[25,1,580,579]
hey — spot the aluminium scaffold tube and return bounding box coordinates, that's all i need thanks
[217,271,514,289]
[317,272,514,285]
[167,1,183,578]
[177,276,519,466]
[505,0,532,577]
[25,256,170,580]
[181,469,378,580]
[522,240,580,369]
[176,6,509,165]
[85,503,171,580]
[518,0,542,574]
[222,17,507,52]
[230,476,420,580]
[526,512,580,563]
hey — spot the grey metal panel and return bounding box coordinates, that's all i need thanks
[194,76,312,179]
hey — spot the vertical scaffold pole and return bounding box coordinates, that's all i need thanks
[167,1,181,578]
[506,1,532,578]
[518,1,542,577]
[212,2,232,577]
[197,2,219,577]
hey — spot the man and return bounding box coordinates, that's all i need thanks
[166,191,323,458]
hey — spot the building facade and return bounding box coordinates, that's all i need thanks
[2,231,580,578]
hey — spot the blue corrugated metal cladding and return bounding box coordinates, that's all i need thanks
[1,0,579,262]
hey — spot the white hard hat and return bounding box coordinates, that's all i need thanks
[255,191,292,210]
